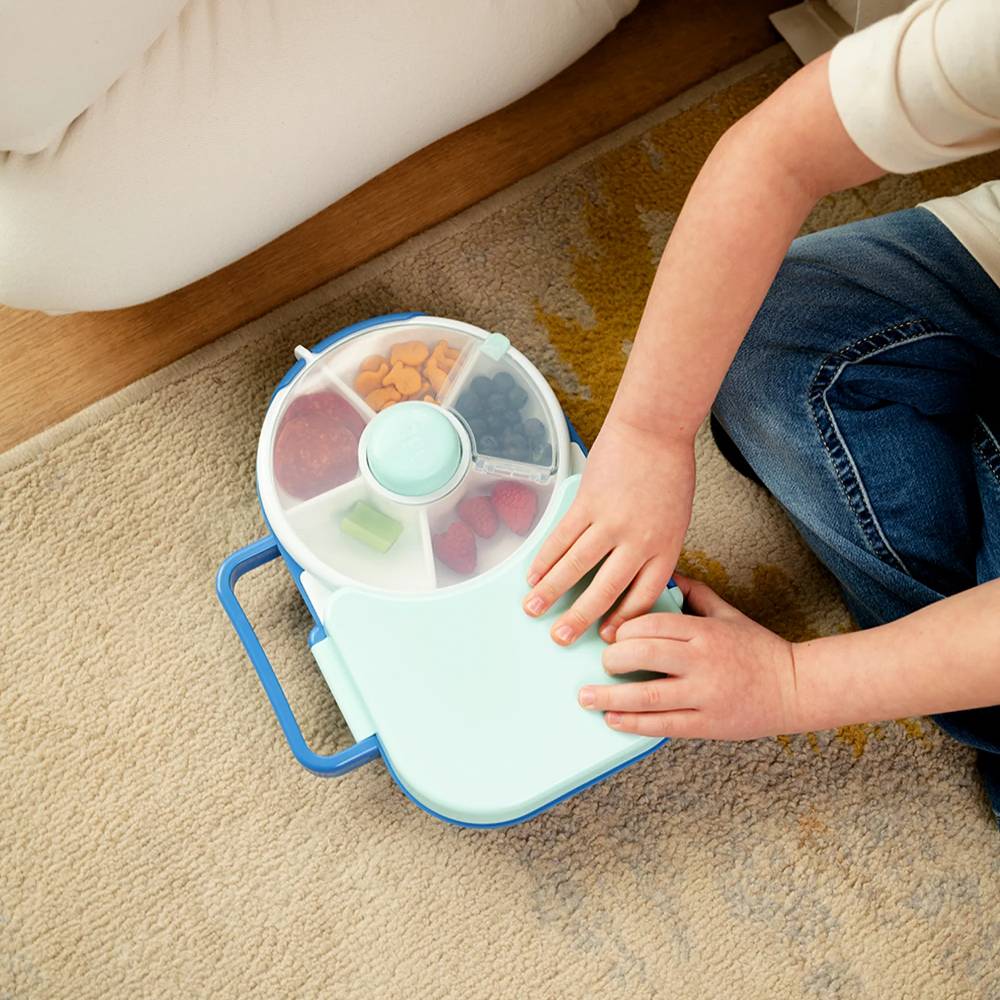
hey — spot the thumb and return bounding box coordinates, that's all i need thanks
[673,573,742,620]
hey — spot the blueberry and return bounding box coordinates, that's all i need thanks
[485,412,506,433]
[523,417,546,441]
[478,434,500,453]
[486,391,508,414]
[505,444,529,462]
[507,385,529,410]
[472,375,493,398]
[531,442,553,466]
[502,431,527,452]
[457,392,481,418]
[492,371,515,393]
[467,418,486,438]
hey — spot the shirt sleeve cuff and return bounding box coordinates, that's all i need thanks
[828,3,966,174]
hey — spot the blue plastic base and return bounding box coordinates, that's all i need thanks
[216,536,381,778]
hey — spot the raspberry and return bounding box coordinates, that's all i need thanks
[457,495,498,538]
[491,481,538,536]
[432,521,477,574]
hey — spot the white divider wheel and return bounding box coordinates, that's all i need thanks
[257,317,571,595]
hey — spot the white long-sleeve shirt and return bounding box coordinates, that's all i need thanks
[828,0,1000,285]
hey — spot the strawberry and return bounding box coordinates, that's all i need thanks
[491,481,538,536]
[456,495,498,538]
[432,521,477,574]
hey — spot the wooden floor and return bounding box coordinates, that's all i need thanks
[0,0,785,452]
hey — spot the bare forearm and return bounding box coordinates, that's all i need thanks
[793,580,1000,731]
[611,125,814,439]
[610,55,883,441]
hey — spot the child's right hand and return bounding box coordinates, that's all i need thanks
[522,416,695,646]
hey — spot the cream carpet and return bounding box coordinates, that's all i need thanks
[2,47,998,1000]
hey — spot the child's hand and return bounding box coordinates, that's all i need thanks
[523,417,695,646]
[577,575,800,740]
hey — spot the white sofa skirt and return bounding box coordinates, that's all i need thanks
[0,0,636,312]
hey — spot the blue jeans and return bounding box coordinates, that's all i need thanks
[713,208,1000,824]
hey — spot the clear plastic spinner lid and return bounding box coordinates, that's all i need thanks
[256,318,570,594]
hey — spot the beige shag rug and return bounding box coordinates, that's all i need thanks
[3,47,998,1000]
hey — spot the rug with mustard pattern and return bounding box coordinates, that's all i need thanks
[2,46,997,1000]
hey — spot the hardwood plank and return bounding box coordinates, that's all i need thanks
[0,0,784,452]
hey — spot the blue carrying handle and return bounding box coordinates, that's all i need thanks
[216,536,380,776]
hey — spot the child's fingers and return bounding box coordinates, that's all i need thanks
[578,677,691,714]
[547,547,641,646]
[525,503,589,588]
[522,526,611,624]
[599,556,675,642]
[602,636,694,675]
[672,573,742,620]
[603,709,702,738]
[614,611,699,643]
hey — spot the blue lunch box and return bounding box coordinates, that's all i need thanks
[217,313,682,828]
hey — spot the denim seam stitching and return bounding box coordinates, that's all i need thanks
[807,320,961,577]
[809,378,909,574]
[973,415,1000,488]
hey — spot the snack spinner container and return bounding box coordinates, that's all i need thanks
[217,313,683,827]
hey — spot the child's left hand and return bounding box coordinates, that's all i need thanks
[577,574,801,740]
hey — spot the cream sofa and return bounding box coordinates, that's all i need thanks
[0,0,636,313]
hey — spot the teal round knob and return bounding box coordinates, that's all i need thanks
[365,402,463,497]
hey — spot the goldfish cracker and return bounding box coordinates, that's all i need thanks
[429,340,460,375]
[402,380,430,401]
[410,379,434,402]
[383,362,422,396]
[365,386,402,411]
[354,365,388,396]
[360,354,388,373]
[390,341,431,367]
[424,361,448,395]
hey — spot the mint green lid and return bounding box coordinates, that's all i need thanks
[365,402,462,497]
[316,476,681,826]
